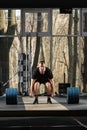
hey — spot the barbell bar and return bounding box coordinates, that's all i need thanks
[5,87,80,105]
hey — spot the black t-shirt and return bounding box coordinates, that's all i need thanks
[32,67,53,84]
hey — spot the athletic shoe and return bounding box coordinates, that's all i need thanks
[47,97,52,104]
[33,97,38,104]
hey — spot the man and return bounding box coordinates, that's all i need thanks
[29,60,55,104]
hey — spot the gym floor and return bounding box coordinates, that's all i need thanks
[0,94,87,128]
[0,93,87,111]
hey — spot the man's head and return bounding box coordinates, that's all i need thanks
[38,61,46,74]
[40,59,45,65]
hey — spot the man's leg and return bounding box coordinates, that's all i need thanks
[45,82,52,104]
[33,82,40,104]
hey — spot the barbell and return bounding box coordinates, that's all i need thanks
[5,87,79,105]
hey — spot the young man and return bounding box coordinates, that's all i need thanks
[29,60,55,104]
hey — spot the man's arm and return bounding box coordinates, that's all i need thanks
[49,78,55,96]
[29,79,36,97]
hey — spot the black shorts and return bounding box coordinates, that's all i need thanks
[35,80,50,84]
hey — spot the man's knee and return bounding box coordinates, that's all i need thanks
[34,82,40,89]
[45,82,51,89]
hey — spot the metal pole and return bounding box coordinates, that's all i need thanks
[26,35,28,93]
[30,35,32,82]
[49,9,52,70]
[78,36,82,93]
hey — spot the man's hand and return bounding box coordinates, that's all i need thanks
[51,92,56,97]
[29,92,34,97]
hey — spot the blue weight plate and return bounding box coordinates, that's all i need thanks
[11,88,17,104]
[67,87,79,104]
[70,87,74,103]
[6,88,18,105]
[6,88,11,104]
[67,87,70,103]
[74,88,79,103]
[14,88,18,104]
[72,87,75,103]
[11,88,15,104]
[67,87,73,103]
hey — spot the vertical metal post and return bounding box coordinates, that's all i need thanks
[78,9,82,93]
[30,35,32,82]
[18,34,23,94]
[49,9,52,70]
[78,36,82,92]
[26,35,28,93]
[50,37,53,70]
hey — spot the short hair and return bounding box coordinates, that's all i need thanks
[40,59,45,64]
